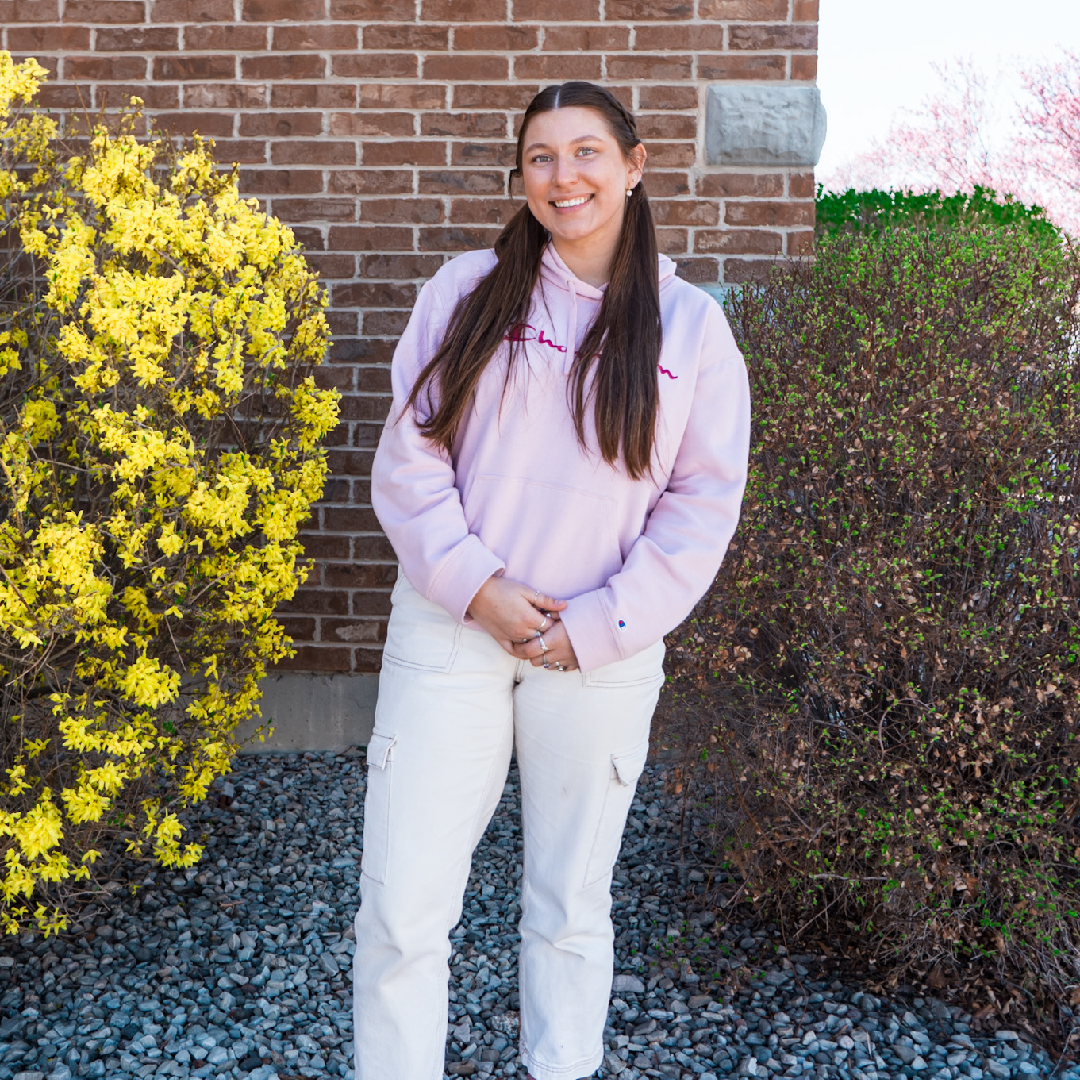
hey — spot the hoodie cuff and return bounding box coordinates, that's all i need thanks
[427,534,506,624]
[560,590,624,674]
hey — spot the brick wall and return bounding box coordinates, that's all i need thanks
[2,0,819,675]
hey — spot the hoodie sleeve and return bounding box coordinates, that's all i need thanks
[559,300,751,673]
[370,275,505,622]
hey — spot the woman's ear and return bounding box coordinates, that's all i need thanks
[627,143,647,190]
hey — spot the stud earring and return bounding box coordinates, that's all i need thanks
[626,187,634,198]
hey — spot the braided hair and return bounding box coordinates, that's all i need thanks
[408,81,663,480]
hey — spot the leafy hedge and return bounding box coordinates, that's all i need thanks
[0,55,339,936]
[664,202,1080,1006]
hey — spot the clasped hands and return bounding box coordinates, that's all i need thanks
[466,575,580,672]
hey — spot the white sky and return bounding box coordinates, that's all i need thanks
[816,0,1080,176]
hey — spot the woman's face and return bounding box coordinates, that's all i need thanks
[520,106,646,261]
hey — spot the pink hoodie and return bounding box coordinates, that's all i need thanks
[371,243,751,673]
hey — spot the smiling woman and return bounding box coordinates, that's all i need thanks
[350,82,752,1080]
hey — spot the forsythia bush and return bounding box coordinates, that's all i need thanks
[0,55,339,936]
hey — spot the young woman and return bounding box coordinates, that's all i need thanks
[352,82,751,1080]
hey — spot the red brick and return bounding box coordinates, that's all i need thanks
[348,590,394,615]
[418,225,499,251]
[698,54,786,80]
[419,0,510,20]
[364,141,446,167]
[699,0,786,15]
[242,0,323,19]
[674,256,720,283]
[725,201,815,227]
[329,225,414,250]
[787,229,815,256]
[420,111,507,138]
[272,140,355,165]
[333,53,418,79]
[35,84,83,108]
[278,616,318,639]
[358,253,442,278]
[352,646,384,672]
[330,0,414,17]
[272,83,357,108]
[315,365,357,392]
[241,169,324,194]
[723,258,773,285]
[0,0,60,19]
[450,141,514,167]
[634,24,724,50]
[651,200,720,227]
[448,197,515,225]
[337,338,396,363]
[336,395,393,421]
[513,53,601,80]
[418,169,505,196]
[695,228,783,255]
[98,83,178,108]
[637,113,697,140]
[790,172,816,199]
[363,24,449,50]
[303,251,358,275]
[155,111,236,137]
[358,83,446,110]
[698,172,784,198]
[243,54,326,79]
[291,225,326,250]
[240,111,323,137]
[150,0,233,19]
[452,25,538,50]
[324,310,360,336]
[66,55,148,80]
[323,562,397,589]
[352,422,385,448]
[452,83,537,109]
[643,142,696,169]
[153,55,236,80]
[638,84,697,111]
[62,0,144,21]
[730,24,818,50]
[324,507,383,532]
[271,25,358,50]
[298,534,352,559]
[362,310,412,334]
[185,83,268,109]
[324,619,386,644]
[606,54,693,80]
[327,448,377,476]
[655,227,688,255]
[513,0,597,17]
[795,0,819,20]
[605,0,691,17]
[95,26,178,50]
[280,589,349,615]
[355,365,393,391]
[328,111,414,138]
[792,55,818,80]
[7,26,90,49]
[422,53,508,81]
[274,646,353,672]
[541,25,628,50]
[362,199,445,224]
[209,140,269,163]
[183,24,268,50]
[642,172,690,197]
[330,169,414,195]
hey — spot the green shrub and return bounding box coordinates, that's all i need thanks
[0,55,339,936]
[817,184,1062,243]
[664,213,1080,1005]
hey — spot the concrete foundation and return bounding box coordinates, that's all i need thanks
[235,672,378,753]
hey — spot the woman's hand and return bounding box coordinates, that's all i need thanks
[467,575,566,656]
[510,619,579,672]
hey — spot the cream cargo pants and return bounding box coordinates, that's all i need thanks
[352,576,665,1080]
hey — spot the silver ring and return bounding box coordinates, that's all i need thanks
[536,633,549,652]
[536,615,550,632]
[555,663,566,671]
[533,589,540,602]
[542,659,551,669]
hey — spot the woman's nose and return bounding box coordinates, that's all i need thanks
[552,154,578,186]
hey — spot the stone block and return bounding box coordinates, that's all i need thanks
[705,84,827,166]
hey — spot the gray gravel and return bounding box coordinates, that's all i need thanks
[0,751,1076,1080]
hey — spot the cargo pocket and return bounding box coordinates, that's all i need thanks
[583,740,649,887]
[382,578,462,673]
[360,732,396,885]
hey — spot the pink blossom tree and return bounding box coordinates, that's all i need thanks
[822,52,1080,235]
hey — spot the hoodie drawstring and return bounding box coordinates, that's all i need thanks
[566,277,578,371]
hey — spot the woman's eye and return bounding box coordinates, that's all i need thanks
[576,147,597,157]
[530,154,552,164]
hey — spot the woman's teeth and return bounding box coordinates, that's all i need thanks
[553,195,592,208]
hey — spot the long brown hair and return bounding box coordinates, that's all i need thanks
[407,81,663,479]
